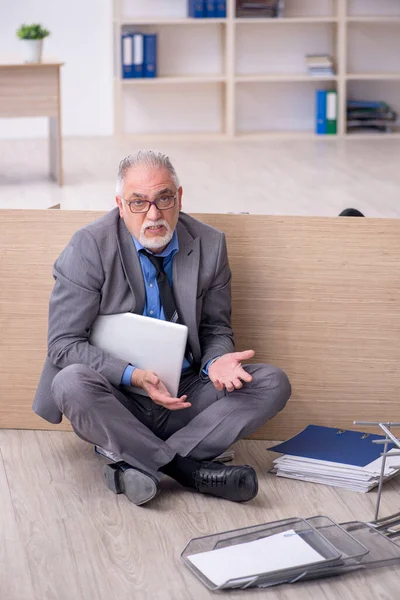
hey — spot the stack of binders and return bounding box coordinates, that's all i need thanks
[236,1,285,18]
[347,100,398,134]
[121,33,157,79]
[268,424,400,493]
[188,1,227,18]
[315,89,337,135]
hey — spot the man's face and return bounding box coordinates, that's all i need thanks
[116,165,182,253]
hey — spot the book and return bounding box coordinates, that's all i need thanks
[121,33,134,79]
[143,34,157,78]
[326,90,337,135]
[315,90,327,135]
[188,0,205,18]
[132,33,144,78]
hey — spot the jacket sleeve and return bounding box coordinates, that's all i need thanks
[47,229,129,386]
[199,233,235,373]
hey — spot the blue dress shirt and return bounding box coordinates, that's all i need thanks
[121,231,195,386]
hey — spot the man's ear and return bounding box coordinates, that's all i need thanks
[116,196,124,218]
[178,187,183,210]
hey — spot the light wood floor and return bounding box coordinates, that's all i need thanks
[1,431,400,600]
[1,137,400,217]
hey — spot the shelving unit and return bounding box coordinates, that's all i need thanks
[113,0,400,139]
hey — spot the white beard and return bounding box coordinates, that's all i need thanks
[139,219,173,251]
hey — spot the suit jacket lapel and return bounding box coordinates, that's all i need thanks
[173,221,200,358]
[116,217,145,314]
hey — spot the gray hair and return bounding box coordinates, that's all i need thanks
[116,150,180,196]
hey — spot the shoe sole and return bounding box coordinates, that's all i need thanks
[104,464,159,506]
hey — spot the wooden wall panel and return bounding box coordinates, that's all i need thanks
[1,210,400,439]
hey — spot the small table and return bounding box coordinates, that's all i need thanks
[0,62,64,186]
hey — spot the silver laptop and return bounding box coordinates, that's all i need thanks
[90,312,188,397]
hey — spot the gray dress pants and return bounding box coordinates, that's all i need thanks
[51,363,291,482]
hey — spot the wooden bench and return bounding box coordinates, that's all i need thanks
[1,210,399,439]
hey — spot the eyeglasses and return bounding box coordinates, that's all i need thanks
[122,195,177,214]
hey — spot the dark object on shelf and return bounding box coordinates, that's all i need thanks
[339,208,365,217]
[236,0,284,18]
[347,99,398,134]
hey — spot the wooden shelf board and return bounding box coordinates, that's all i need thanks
[235,17,339,24]
[116,18,227,26]
[119,75,226,85]
[346,73,400,80]
[235,131,340,141]
[346,16,400,23]
[235,74,338,83]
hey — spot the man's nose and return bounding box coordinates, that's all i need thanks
[148,202,162,220]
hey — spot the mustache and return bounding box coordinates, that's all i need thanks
[141,219,170,233]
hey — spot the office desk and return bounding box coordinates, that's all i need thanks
[0,62,63,186]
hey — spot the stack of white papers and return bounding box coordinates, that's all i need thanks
[268,425,400,493]
[187,529,326,588]
[272,452,400,493]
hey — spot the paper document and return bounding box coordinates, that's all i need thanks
[187,529,325,587]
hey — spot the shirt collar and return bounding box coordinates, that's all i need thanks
[132,229,179,258]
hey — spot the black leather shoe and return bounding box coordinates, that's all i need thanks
[103,461,160,506]
[193,462,258,502]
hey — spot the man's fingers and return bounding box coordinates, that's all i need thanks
[169,402,192,411]
[238,369,253,383]
[225,380,235,393]
[232,349,255,361]
[232,378,243,389]
[152,392,188,407]
[213,378,224,392]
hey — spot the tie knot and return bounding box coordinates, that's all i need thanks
[141,250,165,276]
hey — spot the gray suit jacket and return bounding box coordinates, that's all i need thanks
[33,208,235,423]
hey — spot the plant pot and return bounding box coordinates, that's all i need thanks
[21,39,43,63]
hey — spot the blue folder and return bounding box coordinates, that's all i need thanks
[205,1,217,17]
[315,90,327,135]
[188,0,205,18]
[144,34,157,78]
[269,424,394,467]
[215,1,227,17]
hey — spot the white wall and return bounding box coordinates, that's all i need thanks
[0,0,113,139]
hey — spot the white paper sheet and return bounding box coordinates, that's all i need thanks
[187,529,326,587]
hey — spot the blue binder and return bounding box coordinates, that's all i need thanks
[132,33,144,78]
[205,1,217,17]
[144,34,157,78]
[121,33,134,79]
[269,425,394,468]
[188,0,205,18]
[215,1,227,17]
[315,90,327,135]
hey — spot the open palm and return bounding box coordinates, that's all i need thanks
[208,350,255,392]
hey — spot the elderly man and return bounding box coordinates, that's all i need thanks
[33,151,291,506]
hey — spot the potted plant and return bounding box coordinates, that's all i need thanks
[16,24,50,63]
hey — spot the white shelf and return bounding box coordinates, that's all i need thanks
[120,75,226,85]
[235,17,339,24]
[235,74,338,83]
[346,73,400,80]
[113,0,400,139]
[346,16,400,23]
[235,131,339,140]
[117,18,227,26]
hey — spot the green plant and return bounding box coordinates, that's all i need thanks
[16,24,50,40]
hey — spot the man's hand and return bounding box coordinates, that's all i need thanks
[208,350,255,392]
[131,369,191,411]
